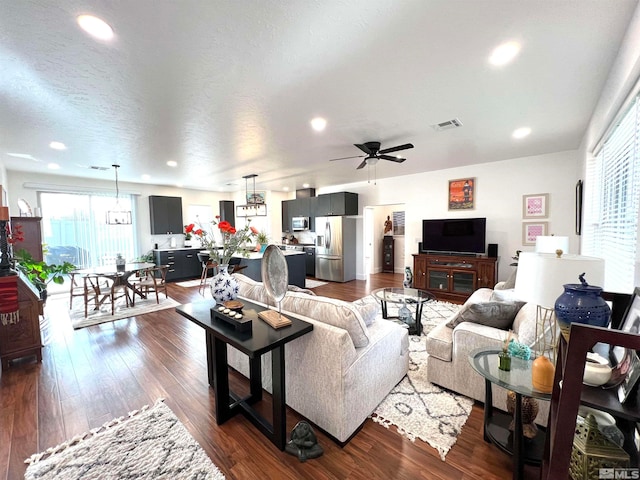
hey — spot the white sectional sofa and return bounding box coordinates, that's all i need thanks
[225,274,410,443]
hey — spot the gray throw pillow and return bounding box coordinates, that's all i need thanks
[502,268,518,289]
[446,301,524,329]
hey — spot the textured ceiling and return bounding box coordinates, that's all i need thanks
[1,0,637,192]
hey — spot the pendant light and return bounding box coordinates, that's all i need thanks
[106,164,132,225]
[243,173,259,216]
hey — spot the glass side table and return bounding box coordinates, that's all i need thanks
[469,348,552,480]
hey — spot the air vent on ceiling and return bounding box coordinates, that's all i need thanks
[431,118,463,131]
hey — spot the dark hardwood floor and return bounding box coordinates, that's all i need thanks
[0,273,539,479]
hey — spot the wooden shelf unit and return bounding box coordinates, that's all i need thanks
[412,252,498,303]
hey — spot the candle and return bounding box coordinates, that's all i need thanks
[0,207,8,221]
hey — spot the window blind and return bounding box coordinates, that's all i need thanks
[583,97,640,293]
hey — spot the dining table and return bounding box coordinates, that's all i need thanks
[72,262,156,304]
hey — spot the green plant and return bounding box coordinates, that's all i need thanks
[13,248,76,292]
[256,230,269,244]
[134,250,155,263]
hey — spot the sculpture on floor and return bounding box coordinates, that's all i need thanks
[285,421,323,462]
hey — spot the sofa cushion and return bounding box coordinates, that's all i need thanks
[446,301,524,330]
[425,322,453,362]
[351,295,380,326]
[234,274,271,304]
[512,302,542,346]
[281,292,371,347]
[288,285,316,295]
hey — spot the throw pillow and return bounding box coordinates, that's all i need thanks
[351,296,380,326]
[502,268,518,290]
[446,301,525,330]
[490,289,517,302]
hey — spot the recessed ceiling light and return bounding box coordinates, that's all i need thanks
[47,163,60,170]
[283,186,290,191]
[310,117,327,132]
[77,14,114,41]
[489,41,521,66]
[141,174,150,180]
[302,183,310,188]
[167,160,178,167]
[49,141,66,150]
[512,127,531,139]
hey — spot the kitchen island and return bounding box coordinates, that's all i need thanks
[234,251,306,288]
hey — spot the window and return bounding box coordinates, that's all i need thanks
[582,96,640,293]
[40,191,137,269]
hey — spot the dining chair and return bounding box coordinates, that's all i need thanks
[228,256,247,274]
[136,265,169,304]
[197,252,218,294]
[84,274,129,316]
[69,272,86,310]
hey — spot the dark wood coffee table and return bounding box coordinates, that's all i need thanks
[176,299,313,450]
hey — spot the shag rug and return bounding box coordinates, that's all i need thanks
[372,301,474,461]
[66,294,180,329]
[24,399,225,480]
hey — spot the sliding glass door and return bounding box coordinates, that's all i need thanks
[39,192,136,269]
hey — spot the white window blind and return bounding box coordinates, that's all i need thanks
[583,96,640,293]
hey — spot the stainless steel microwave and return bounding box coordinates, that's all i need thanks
[292,216,309,231]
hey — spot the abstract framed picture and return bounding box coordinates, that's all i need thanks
[448,177,475,210]
[523,193,549,219]
[522,222,548,245]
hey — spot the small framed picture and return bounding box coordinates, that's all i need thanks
[522,222,548,245]
[523,193,549,219]
[448,178,475,210]
[618,351,640,403]
[246,191,266,205]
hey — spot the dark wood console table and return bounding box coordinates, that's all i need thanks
[176,299,312,450]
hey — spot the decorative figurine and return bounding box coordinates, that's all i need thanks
[285,421,323,462]
[403,266,413,288]
[384,215,392,235]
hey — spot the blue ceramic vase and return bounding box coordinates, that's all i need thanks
[554,273,610,340]
[210,264,239,303]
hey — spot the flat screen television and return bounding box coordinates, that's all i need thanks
[422,218,486,254]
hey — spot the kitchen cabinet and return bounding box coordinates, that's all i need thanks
[315,192,358,216]
[10,217,43,262]
[154,248,201,281]
[281,200,291,233]
[149,196,183,234]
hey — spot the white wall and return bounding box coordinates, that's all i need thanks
[320,149,580,282]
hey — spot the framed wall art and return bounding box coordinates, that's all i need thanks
[448,177,475,210]
[522,222,548,245]
[523,193,549,219]
[246,191,266,205]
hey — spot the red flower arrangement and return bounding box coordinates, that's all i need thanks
[196,216,256,265]
[6,223,24,245]
[184,223,203,240]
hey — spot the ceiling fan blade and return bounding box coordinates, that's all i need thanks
[354,143,373,155]
[379,155,406,162]
[379,143,414,154]
[356,159,368,170]
[329,155,365,161]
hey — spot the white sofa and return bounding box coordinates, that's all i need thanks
[225,274,410,443]
[425,286,549,425]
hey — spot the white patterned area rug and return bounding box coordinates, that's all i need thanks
[305,279,328,288]
[372,300,473,461]
[24,399,225,480]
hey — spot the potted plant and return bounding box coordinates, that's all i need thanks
[13,248,76,301]
[256,231,269,253]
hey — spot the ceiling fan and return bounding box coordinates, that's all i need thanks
[329,141,414,169]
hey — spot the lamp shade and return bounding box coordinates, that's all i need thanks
[514,252,605,309]
[535,236,569,254]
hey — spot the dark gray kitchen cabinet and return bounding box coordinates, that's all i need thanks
[315,192,358,216]
[154,248,201,281]
[282,200,292,233]
[149,196,183,234]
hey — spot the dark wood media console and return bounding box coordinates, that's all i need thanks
[412,252,498,303]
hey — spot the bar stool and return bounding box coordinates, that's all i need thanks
[197,252,218,294]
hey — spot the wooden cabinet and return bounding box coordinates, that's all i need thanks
[382,236,394,273]
[149,196,183,234]
[0,274,43,370]
[412,253,498,303]
[542,323,640,478]
[315,192,358,216]
[11,217,43,262]
[154,248,201,281]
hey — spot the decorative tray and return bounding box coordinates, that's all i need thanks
[223,300,244,311]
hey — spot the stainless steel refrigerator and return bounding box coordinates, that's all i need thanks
[315,216,356,282]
